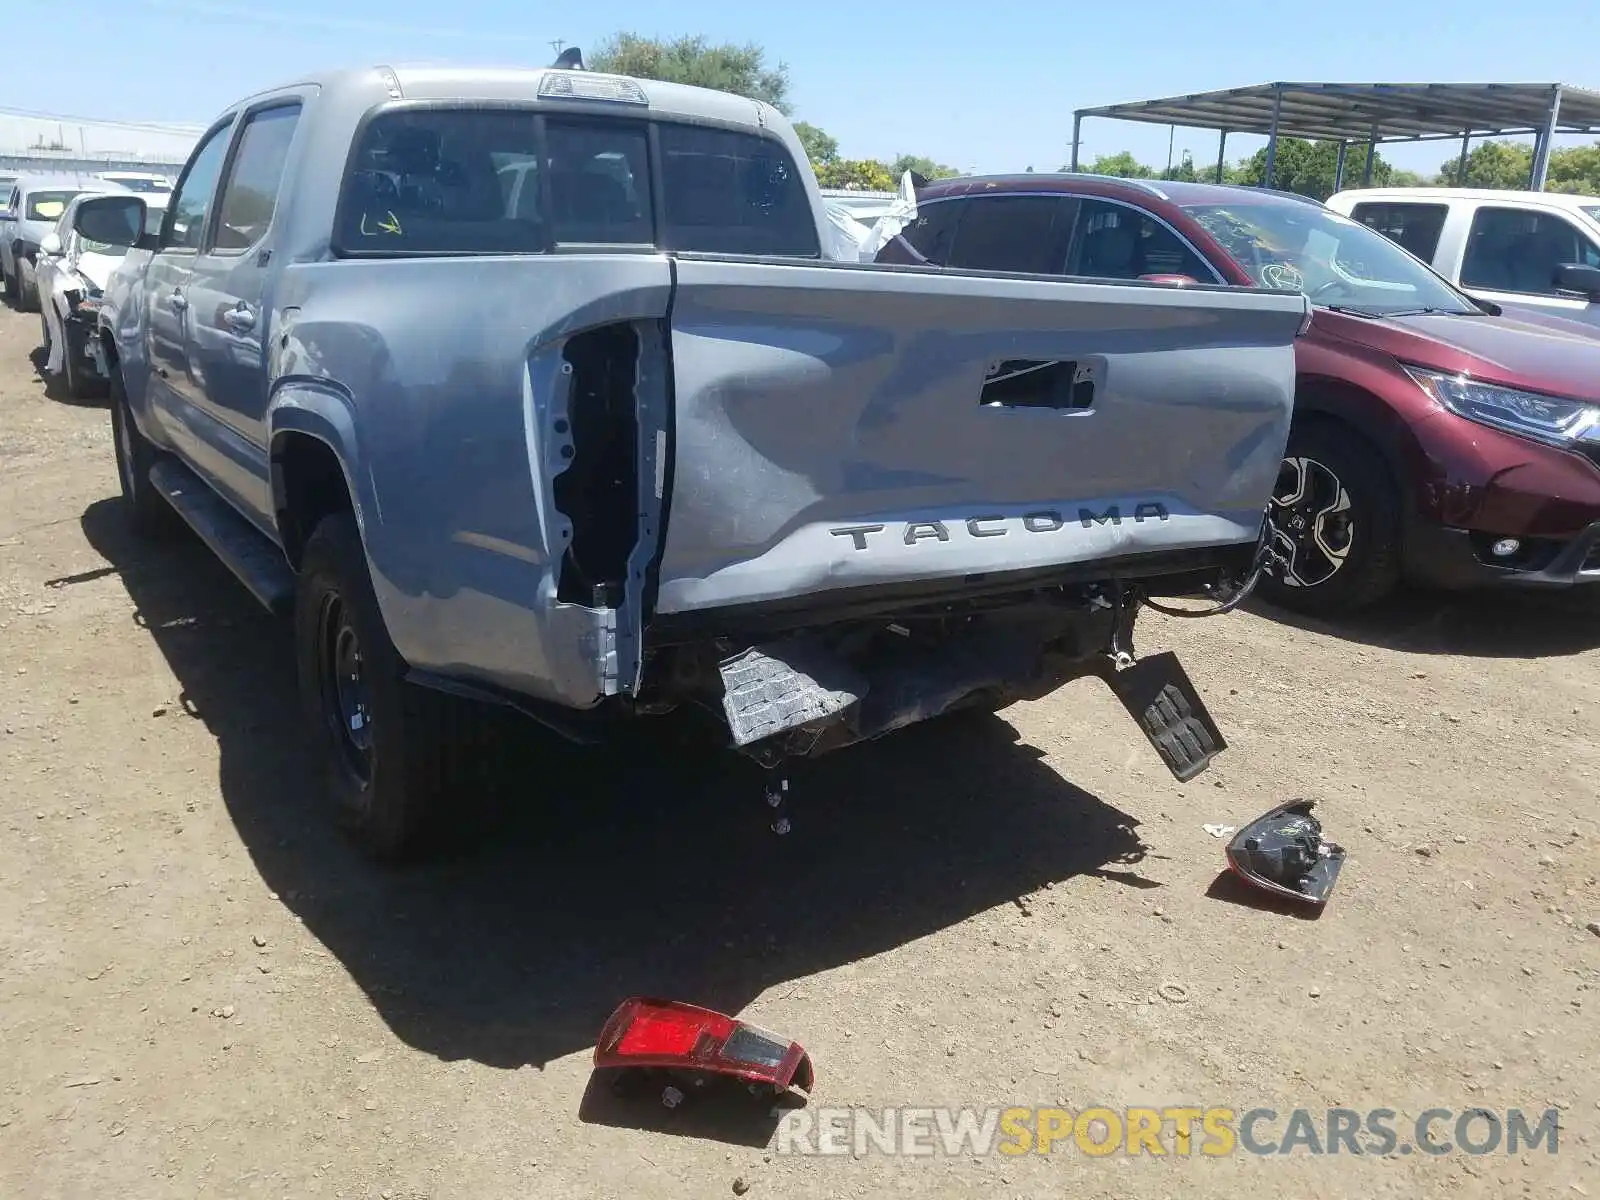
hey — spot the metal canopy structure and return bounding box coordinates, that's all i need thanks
[1069,82,1600,192]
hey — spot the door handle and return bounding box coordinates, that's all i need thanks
[170,289,188,312]
[222,305,255,332]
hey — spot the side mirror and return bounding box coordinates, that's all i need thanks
[1552,261,1600,303]
[39,231,63,257]
[73,195,148,249]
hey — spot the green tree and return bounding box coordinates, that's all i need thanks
[1075,150,1154,178]
[1435,139,1532,188]
[590,33,792,113]
[814,158,897,191]
[1160,150,1200,182]
[793,121,839,166]
[890,153,959,180]
[1232,138,1396,200]
[1545,143,1600,194]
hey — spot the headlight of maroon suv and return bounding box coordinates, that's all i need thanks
[1405,366,1600,451]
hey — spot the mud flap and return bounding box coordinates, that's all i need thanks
[1097,650,1226,782]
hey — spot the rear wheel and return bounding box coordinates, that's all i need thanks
[1254,421,1401,616]
[2,256,16,306]
[294,512,496,861]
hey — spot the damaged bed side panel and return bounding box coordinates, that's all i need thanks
[273,255,674,711]
[653,258,1309,616]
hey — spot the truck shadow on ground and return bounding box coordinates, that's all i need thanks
[82,498,1149,1074]
[1247,586,1600,658]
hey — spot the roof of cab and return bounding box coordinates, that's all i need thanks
[233,65,784,132]
[9,172,132,194]
[1328,185,1600,208]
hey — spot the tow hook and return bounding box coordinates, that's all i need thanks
[1102,583,1138,671]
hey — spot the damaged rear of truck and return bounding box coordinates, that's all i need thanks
[96,64,1310,858]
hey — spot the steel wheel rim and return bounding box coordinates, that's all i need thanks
[317,591,373,786]
[1267,456,1355,588]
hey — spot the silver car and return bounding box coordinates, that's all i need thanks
[1,173,130,311]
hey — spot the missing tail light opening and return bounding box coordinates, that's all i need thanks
[554,322,642,606]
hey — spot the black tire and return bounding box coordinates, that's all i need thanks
[39,308,52,365]
[109,368,180,537]
[1254,420,1401,616]
[15,256,38,312]
[294,512,494,862]
[2,256,16,306]
[62,321,106,401]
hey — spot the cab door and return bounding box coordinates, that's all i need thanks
[1453,203,1600,328]
[141,116,238,459]
[182,95,308,528]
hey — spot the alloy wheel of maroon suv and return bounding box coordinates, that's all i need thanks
[877,175,1600,615]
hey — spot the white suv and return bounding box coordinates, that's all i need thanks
[1327,187,1600,331]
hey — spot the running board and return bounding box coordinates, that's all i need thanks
[148,459,295,614]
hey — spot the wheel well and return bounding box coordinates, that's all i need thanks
[1292,380,1408,491]
[273,433,354,571]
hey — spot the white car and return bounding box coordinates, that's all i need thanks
[36,191,167,398]
[98,170,175,196]
[1327,186,1600,332]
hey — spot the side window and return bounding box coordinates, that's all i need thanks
[1349,202,1448,262]
[162,120,235,251]
[1460,206,1600,295]
[657,124,818,256]
[1069,199,1212,281]
[945,195,1074,274]
[211,103,302,253]
[899,200,961,264]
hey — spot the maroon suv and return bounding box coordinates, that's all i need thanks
[877,175,1600,615]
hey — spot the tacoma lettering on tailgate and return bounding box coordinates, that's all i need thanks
[829,504,1173,550]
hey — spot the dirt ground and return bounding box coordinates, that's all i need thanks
[1,301,1598,1200]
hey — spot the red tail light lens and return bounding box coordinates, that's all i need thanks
[595,997,814,1094]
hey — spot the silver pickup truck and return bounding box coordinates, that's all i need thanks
[76,62,1310,860]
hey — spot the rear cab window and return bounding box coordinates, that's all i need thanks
[656,123,817,256]
[1348,202,1448,262]
[334,107,818,258]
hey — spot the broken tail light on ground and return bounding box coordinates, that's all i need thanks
[1225,799,1347,907]
[594,997,814,1104]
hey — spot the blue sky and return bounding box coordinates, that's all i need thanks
[12,0,1598,177]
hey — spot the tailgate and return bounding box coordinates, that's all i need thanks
[653,258,1308,616]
